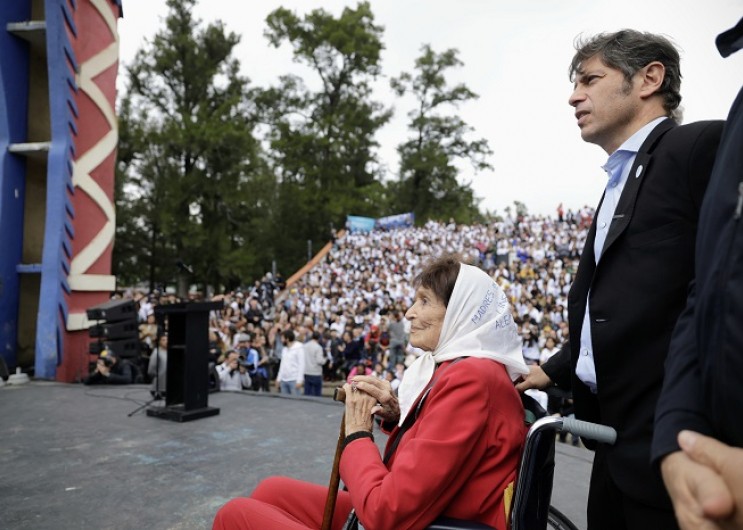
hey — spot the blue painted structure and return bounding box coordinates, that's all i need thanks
[0,3,31,371]
[34,0,79,378]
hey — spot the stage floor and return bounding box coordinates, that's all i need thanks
[0,382,591,529]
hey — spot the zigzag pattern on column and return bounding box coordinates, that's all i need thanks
[66,0,118,331]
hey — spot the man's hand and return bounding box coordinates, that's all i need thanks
[351,375,400,424]
[661,431,743,530]
[96,360,110,377]
[514,365,553,392]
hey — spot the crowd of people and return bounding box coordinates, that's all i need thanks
[279,211,591,373]
[81,18,743,530]
[93,208,591,424]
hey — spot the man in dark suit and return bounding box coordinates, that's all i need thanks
[653,17,743,530]
[516,30,723,530]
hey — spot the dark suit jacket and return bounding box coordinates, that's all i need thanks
[543,118,723,506]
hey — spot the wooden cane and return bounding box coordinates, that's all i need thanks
[321,387,348,530]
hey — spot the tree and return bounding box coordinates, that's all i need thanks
[115,0,267,294]
[257,2,392,272]
[112,96,151,287]
[390,45,491,223]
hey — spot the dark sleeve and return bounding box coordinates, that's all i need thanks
[107,363,134,384]
[686,121,724,211]
[651,122,724,464]
[542,340,572,390]
[652,281,715,465]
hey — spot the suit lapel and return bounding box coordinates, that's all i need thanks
[601,118,676,255]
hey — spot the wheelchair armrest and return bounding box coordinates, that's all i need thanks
[426,516,495,530]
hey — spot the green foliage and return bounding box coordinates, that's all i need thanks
[257,2,392,272]
[114,2,494,290]
[112,96,153,287]
[390,45,491,224]
[115,0,268,293]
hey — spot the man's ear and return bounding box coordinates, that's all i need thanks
[638,61,666,99]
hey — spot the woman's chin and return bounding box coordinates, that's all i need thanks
[409,340,433,352]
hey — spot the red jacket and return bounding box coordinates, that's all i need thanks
[340,357,525,530]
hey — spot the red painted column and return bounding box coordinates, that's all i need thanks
[59,0,122,382]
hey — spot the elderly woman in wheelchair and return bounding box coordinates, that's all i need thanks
[213,254,530,530]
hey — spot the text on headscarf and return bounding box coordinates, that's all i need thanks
[471,284,508,325]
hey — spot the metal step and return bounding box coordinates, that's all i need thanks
[6,21,46,50]
[8,142,51,160]
[16,263,42,274]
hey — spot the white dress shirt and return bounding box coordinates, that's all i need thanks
[575,117,667,392]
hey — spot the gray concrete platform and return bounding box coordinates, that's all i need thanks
[0,382,592,529]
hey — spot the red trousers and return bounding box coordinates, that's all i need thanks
[213,477,353,530]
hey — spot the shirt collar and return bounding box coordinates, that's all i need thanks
[602,150,631,186]
[602,116,667,186]
[618,116,667,154]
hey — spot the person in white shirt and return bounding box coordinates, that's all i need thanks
[539,336,560,365]
[276,329,305,395]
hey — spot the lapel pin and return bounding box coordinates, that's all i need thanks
[635,165,644,178]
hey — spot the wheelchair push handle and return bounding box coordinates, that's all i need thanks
[561,417,617,445]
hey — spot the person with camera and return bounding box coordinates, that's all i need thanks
[236,333,269,392]
[216,350,252,392]
[83,350,136,385]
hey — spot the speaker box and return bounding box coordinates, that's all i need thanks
[86,299,136,321]
[88,320,138,340]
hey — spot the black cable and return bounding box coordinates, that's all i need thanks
[82,386,152,407]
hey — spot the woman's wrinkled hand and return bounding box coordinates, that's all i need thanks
[350,375,401,425]
[342,381,377,435]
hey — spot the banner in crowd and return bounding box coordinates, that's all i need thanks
[376,212,415,230]
[346,216,377,232]
[346,212,415,232]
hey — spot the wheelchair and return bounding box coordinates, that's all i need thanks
[345,395,616,530]
[424,405,616,530]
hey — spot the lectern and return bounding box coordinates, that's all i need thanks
[147,301,222,422]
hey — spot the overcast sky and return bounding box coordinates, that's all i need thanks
[117,1,743,216]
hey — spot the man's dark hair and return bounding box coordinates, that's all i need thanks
[282,329,295,343]
[569,29,682,122]
[414,253,462,308]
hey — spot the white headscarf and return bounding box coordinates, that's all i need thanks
[397,263,528,426]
